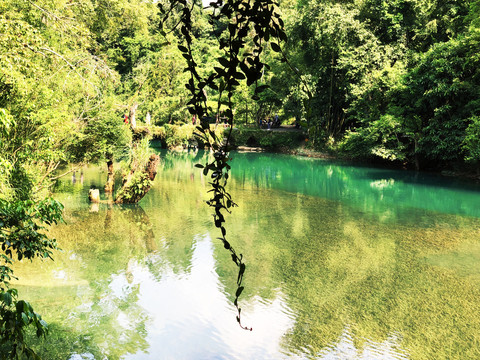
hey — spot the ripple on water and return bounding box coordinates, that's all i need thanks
[68,353,95,360]
[314,327,410,360]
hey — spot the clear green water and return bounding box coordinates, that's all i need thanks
[13,150,480,360]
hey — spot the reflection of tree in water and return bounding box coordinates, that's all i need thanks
[94,157,480,359]
[227,152,480,219]
[28,204,161,359]
[31,278,149,359]
[286,215,480,359]
[25,157,480,359]
[155,152,480,357]
[121,205,158,253]
[210,185,480,359]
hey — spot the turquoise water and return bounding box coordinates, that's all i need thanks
[227,152,480,218]
[12,150,480,359]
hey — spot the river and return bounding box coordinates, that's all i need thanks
[12,150,480,359]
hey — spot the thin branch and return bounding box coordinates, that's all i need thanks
[47,165,80,182]
[39,47,101,94]
[27,0,61,21]
[35,161,61,188]
[34,164,84,194]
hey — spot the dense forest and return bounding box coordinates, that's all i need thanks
[2,0,479,182]
[282,0,480,172]
[0,0,480,357]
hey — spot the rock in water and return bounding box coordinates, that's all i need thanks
[89,188,100,203]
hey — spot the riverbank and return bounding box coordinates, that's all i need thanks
[246,143,480,181]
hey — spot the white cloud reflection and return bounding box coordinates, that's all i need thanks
[122,234,295,360]
[105,234,409,360]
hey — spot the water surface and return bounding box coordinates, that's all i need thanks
[13,151,480,360]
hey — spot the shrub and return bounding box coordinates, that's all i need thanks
[150,124,224,149]
[463,116,480,165]
[230,128,304,150]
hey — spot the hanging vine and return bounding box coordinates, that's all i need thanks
[159,0,286,330]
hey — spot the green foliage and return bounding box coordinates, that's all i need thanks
[282,1,398,140]
[0,199,62,265]
[69,104,133,163]
[0,198,63,359]
[357,0,471,51]
[115,172,152,202]
[463,116,480,163]
[230,128,305,150]
[0,0,130,193]
[338,24,479,168]
[399,31,480,166]
[127,137,153,171]
[468,0,480,29]
[150,123,225,149]
[2,0,477,173]
[85,0,160,75]
[152,124,195,148]
[121,39,191,126]
[0,291,48,360]
[338,114,407,162]
[0,109,14,200]
[271,0,479,170]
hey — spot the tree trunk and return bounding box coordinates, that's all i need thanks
[104,159,115,193]
[130,103,138,130]
[89,189,100,203]
[114,154,160,204]
[327,51,335,137]
[414,137,421,171]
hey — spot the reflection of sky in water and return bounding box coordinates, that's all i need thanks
[66,234,409,360]
[121,234,296,360]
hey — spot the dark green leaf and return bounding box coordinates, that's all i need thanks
[234,72,246,80]
[255,85,269,93]
[217,57,230,67]
[235,286,244,297]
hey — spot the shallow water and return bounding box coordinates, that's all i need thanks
[12,151,480,359]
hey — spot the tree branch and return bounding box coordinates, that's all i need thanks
[39,47,101,94]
